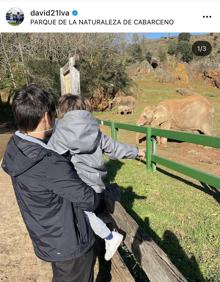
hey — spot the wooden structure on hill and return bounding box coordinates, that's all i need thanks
[60,56,80,96]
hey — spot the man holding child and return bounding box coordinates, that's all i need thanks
[2,84,144,281]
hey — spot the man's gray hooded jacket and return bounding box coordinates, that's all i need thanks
[48,110,138,193]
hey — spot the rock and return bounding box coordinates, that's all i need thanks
[90,87,109,111]
[175,63,189,87]
[204,69,220,88]
[176,88,198,96]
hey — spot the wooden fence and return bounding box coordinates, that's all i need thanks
[96,194,188,282]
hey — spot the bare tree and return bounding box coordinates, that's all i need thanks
[17,34,29,85]
[0,33,16,89]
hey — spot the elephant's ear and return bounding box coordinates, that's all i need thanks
[144,106,156,124]
[143,105,155,113]
[137,105,156,126]
[151,105,169,126]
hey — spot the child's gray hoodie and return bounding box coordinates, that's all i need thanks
[48,110,138,193]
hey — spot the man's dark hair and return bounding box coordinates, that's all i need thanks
[12,84,56,132]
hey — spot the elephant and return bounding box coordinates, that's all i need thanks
[109,95,136,113]
[136,95,214,146]
[117,105,132,115]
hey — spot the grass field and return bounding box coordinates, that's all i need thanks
[95,77,220,281]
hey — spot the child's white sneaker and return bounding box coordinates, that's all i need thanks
[104,231,123,261]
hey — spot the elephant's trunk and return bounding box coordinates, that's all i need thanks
[136,119,147,145]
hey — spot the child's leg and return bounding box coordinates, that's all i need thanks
[84,211,111,239]
[84,211,123,261]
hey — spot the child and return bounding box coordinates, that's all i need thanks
[48,94,145,260]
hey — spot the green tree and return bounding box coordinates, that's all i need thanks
[0,33,131,103]
[145,51,152,63]
[177,41,193,63]
[178,33,191,42]
[158,47,167,62]
[127,43,143,62]
[131,33,140,44]
[167,40,177,55]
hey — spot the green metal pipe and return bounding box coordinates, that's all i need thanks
[98,119,220,189]
[111,121,117,140]
[98,120,220,148]
[152,155,220,189]
[146,127,152,171]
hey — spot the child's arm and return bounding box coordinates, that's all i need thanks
[100,133,144,160]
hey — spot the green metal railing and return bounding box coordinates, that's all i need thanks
[99,120,220,189]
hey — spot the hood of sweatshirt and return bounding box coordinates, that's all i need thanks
[48,110,101,155]
[2,134,48,177]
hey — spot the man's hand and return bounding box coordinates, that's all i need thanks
[137,149,146,160]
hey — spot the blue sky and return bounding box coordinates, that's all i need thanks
[145,33,178,39]
[145,33,207,39]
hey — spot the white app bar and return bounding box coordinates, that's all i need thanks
[0,1,218,32]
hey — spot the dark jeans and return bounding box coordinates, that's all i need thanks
[51,247,95,282]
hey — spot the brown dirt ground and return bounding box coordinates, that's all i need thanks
[0,129,52,281]
[0,126,219,281]
[157,142,220,176]
[0,162,52,282]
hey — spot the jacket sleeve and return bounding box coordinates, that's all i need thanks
[100,134,138,160]
[45,154,100,212]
